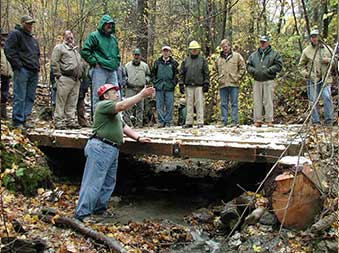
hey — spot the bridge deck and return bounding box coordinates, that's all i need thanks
[27,124,303,163]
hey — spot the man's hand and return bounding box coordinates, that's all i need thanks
[322,58,330,64]
[140,86,156,98]
[180,85,185,94]
[138,137,151,143]
[202,83,209,93]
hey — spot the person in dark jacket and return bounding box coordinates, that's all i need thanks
[81,15,120,112]
[152,46,179,127]
[5,16,40,129]
[179,41,210,128]
[247,36,282,127]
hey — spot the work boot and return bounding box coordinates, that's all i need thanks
[266,122,274,127]
[55,121,67,130]
[157,123,165,128]
[254,122,262,127]
[24,116,35,129]
[78,116,89,127]
[323,120,334,126]
[12,124,25,130]
[77,99,88,127]
[230,123,239,128]
[0,103,7,119]
[67,121,82,129]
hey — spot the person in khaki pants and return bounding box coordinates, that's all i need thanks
[51,30,85,129]
[179,40,210,128]
[246,36,282,127]
[298,29,334,125]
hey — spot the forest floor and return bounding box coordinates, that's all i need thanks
[1,117,338,252]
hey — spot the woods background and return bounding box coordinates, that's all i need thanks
[1,0,338,124]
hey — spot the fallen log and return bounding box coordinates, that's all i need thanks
[40,214,128,253]
[309,212,337,234]
[1,237,46,253]
[271,156,322,229]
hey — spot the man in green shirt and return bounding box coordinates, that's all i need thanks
[75,83,155,221]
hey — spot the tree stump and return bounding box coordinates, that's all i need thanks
[271,156,322,229]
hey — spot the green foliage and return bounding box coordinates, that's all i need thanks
[1,126,53,196]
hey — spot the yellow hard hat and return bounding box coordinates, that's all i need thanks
[188,40,201,50]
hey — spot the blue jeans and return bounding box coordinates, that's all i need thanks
[12,68,38,126]
[306,80,333,123]
[91,66,118,111]
[75,138,119,219]
[1,75,11,103]
[156,91,174,125]
[220,87,239,125]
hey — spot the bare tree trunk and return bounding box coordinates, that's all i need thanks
[40,0,48,83]
[291,0,302,52]
[226,0,233,40]
[249,0,256,46]
[78,0,86,48]
[221,0,228,39]
[6,0,10,31]
[262,0,267,35]
[322,0,329,39]
[311,0,320,28]
[301,0,311,35]
[277,0,285,34]
[148,0,156,61]
[137,0,149,61]
[204,0,213,56]
[66,0,70,28]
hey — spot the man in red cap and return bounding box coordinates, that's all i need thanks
[75,83,155,222]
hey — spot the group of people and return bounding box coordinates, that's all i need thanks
[1,15,335,130]
[1,15,337,222]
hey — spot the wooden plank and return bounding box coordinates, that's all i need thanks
[179,144,257,162]
[120,142,173,156]
[27,128,300,163]
[28,133,87,149]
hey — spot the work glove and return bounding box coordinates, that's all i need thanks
[179,85,185,94]
[202,83,209,93]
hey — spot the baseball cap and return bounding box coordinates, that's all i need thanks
[310,29,320,36]
[133,48,141,55]
[21,15,35,24]
[162,46,171,51]
[259,35,270,42]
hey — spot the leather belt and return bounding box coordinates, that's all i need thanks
[90,134,119,148]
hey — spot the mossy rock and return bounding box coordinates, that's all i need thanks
[1,132,54,196]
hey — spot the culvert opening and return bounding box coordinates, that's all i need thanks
[41,146,272,224]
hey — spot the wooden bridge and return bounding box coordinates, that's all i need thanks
[27,125,303,163]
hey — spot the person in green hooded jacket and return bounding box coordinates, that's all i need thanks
[81,15,121,112]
